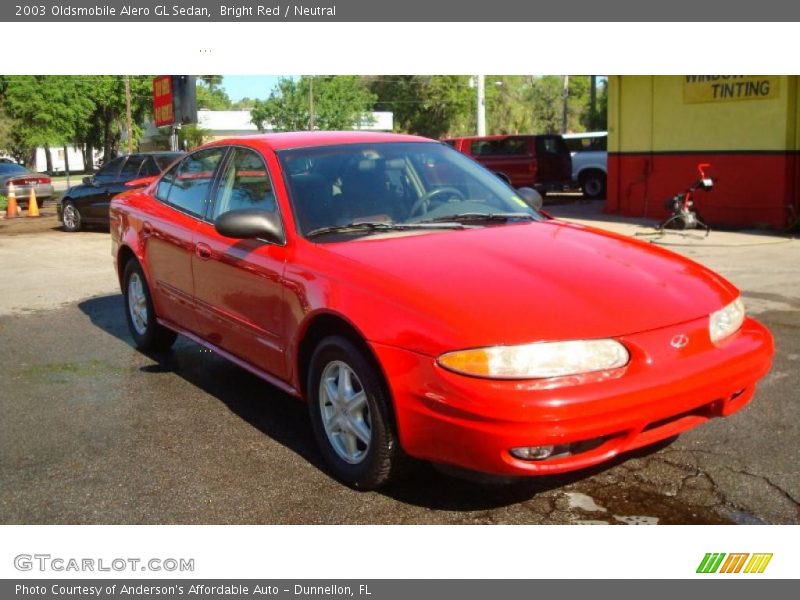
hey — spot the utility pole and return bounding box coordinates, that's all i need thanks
[124,75,133,154]
[308,76,315,131]
[476,75,486,136]
[562,75,570,134]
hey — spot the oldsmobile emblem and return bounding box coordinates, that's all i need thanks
[671,334,690,349]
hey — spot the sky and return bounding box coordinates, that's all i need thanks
[222,75,285,101]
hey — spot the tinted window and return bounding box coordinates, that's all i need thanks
[94,157,125,182]
[155,148,225,217]
[535,136,568,156]
[470,138,528,156]
[211,148,276,220]
[154,153,182,171]
[119,156,146,179]
[140,157,162,177]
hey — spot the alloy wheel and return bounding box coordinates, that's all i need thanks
[319,360,372,464]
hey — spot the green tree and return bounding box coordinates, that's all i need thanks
[368,75,474,138]
[197,78,232,110]
[79,76,153,163]
[583,77,608,131]
[0,76,94,168]
[485,76,535,134]
[528,76,564,134]
[251,76,376,132]
[231,97,256,110]
[179,124,211,150]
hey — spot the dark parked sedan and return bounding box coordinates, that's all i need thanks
[59,152,183,231]
[1,162,54,207]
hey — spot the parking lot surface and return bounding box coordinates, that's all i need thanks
[1,201,798,524]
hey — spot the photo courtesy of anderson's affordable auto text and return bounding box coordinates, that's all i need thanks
[1,0,799,594]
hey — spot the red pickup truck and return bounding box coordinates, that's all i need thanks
[443,134,572,194]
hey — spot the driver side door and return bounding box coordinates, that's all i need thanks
[81,156,125,220]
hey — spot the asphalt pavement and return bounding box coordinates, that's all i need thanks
[0,201,798,524]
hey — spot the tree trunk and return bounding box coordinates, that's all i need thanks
[103,109,113,163]
[44,147,53,174]
[85,143,95,172]
[26,148,36,170]
[63,146,70,175]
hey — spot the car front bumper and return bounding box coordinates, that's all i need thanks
[371,316,773,476]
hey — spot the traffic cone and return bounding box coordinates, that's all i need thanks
[5,182,17,219]
[27,188,39,217]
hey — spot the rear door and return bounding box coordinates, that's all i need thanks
[533,135,572,185]
[144,147,227,333]
[468,137,534,186]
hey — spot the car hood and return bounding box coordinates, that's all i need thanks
[316,220,739,350]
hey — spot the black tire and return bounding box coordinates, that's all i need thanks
[580,171,607,199]
[308,335,402,490]
[122,259,177,352]
[62,200,82,232]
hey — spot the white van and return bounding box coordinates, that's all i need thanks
[562,131,607,199]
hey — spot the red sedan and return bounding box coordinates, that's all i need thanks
[109,132,773,489]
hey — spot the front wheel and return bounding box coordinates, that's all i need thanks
[62,200,82,232]
[308,336,402,489]
[122,259,177,352]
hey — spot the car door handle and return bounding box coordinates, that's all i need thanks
[195,243,213,260]
[142,222,154,237]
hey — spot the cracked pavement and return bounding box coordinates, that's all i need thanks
[0,205,798,524]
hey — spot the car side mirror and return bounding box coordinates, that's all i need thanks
[214,209,284,244]
[517,187,543,211]
[82,176,95,186]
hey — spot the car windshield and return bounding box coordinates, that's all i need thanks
[278,142,542,239]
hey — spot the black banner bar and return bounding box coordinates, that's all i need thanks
[3,0,800,22]
[3,580,799,600]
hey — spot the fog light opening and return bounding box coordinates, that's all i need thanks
[510,436,610,462]
[510,445,555,461]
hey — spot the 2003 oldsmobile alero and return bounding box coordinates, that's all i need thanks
[110,131,774,489]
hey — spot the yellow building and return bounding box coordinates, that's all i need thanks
[607,75,800,230]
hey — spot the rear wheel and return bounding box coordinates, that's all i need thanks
[62,200,82,232]
[308,335,402,489]
[122,259,177,352]
[580,171,607,199]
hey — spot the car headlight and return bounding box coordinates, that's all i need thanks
[437,339,630,379]
[709,297,745,343]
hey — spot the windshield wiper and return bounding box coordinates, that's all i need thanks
[417,212,538,224]
[306,221,466,238]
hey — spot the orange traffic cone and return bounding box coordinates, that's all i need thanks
[5,182,18,219]
[27,188,39,217]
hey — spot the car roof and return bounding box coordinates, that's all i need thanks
[443,134,561,141]
[203,131,434,151]
[129,151,184,157]
[562,131,608,139]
